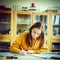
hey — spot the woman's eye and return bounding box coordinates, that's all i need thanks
[34,31,36,33]
[37,33,40,36]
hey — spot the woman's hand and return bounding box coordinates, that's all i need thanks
[19,50,27,55]
[19,49,34,55]
[27,50,33,54]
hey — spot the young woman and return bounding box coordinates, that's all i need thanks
[10,22,49,54]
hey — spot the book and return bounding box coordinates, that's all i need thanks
[54,16,60,24]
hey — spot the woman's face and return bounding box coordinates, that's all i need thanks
[31,28,42,40]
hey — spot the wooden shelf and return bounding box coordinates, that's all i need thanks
[33,12,49,15]
[0,22,10,24]
[52,36,60,39]
[53,24,60,27]
[16,11,32,15]
[0,10,11,14]
[52,48,60,51]
[0,35,11,42]
[0,48,10,52]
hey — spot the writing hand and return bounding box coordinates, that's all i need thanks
[19,50,27,55]
[27,50,33,54]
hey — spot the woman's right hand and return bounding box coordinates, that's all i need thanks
[19,50,27,55]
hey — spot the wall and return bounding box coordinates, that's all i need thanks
[0,0,60,11]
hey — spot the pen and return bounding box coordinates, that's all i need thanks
[21,47,24,50]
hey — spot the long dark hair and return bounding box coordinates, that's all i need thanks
[26,22,44,48]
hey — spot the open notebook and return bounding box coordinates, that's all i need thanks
[30,52,60,59]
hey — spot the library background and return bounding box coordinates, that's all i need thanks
[0,0,60,53]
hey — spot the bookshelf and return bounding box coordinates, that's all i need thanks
[50,12,60,52]
[0,10,13,51]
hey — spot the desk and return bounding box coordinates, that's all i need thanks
[0,56,45,60]
[0,52,60,60]
[0,55,49,60]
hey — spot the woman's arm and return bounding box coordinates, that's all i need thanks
[33,43,50,54]
[33,48,50,54]
[10,39,21,54]
[10,34,23,54]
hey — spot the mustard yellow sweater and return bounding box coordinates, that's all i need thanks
[10,32,49,54]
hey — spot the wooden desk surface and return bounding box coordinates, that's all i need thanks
[0,52,60,60]
[0,56,60,60]
[0,56,47,60]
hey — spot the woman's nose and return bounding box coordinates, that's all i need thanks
[34,34,38,37]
